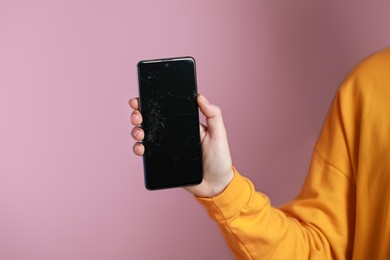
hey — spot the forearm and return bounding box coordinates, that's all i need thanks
[197,165,352,259]
[197,169,317,259]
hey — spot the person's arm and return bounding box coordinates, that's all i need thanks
[197,151,355,259]
[195,73,362,259]
[130,82,357,259]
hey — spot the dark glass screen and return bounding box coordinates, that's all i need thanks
[137,57,202,190]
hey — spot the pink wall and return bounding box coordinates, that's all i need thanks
[1,1,390,259]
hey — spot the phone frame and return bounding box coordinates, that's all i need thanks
[137,56,203,190]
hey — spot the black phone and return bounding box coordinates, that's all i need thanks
[137,57,203,190]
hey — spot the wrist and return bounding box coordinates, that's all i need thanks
[207,167,235,197]
[185,166,235,198]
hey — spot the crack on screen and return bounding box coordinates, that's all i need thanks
[139,60,203,188]
[141,67,199,158]
[141,70,166,145]
[143,71,159,86]
[144,96,166,144]
[166,89,198,114]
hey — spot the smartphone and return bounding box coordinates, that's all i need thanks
[137,57,203,190]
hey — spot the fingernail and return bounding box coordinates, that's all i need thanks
[134,130,140,138]
[131,113,136,121]
[135,144,142,154]
[199,94,210,104]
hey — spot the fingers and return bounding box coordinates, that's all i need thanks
[130,110,142,125]
[199,123,207,140]
[131,126,144,141]
[197,94,225,135]
[129,97,139,110]
[197,94,219,119]
[131,126,145,156]
[129,97,144,156]
[133,142,145,156]
[131,125,145,156]
[129,97,143,126]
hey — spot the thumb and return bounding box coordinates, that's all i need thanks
[197,94,226,135]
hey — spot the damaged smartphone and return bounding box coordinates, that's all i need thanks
[137,57,203,190]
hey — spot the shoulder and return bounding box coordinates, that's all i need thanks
[339,47,390,105]
[346,47,390,86]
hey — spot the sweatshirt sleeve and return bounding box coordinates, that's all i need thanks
[196,69,361,259]
[197,159,355,259]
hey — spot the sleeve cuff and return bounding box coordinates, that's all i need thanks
[196,166,253,221]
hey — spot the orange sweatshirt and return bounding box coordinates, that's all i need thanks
[197,48,390,259]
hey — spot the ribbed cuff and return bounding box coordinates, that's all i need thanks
[196,167,253,221]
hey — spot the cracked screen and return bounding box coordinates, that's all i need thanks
[137,57,203,190]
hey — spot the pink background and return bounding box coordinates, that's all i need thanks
[1,1,390,259]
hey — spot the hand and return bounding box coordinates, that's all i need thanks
[129,94,234,197]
